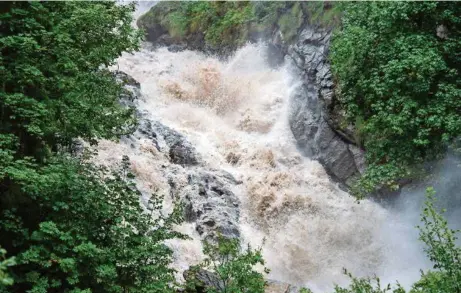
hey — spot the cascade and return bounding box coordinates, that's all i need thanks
[93,44,434,291]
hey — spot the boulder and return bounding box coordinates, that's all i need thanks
[136,120,202,166]
[114,70,141,109]
[265,280,303,293]
[169,169,240,239]
[183,268,224,293]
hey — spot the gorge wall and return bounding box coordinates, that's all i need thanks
[95,3,460,292]
[137,2,364,189]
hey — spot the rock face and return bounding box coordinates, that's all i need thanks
[286,26,365,187]
[135,119,240,240]
[138,3,365,187]
[183,268,224,293]
[114,70,141,109]
[116,72,240,241]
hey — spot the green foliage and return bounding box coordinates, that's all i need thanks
[1,2,141,153]
[5,155,184,292]
[330,2,461,195]
[332,270,405,293]
[277,2,304,42]
[187,236,268,293]
[138,1,255,48]
[138,2,340,50]
[0,1,186,292]
[304,2,341,28]
[415,187,461,292]
[299,188,461,293]
[0,247,15,288]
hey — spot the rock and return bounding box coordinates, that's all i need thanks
[114,70,141,88]
[169,141,200,166]
[183,268,224,293]
[168,43,187,53]
[136,120,201,166]
[114,70,141,109]
[169,169,240,239]
[265,280,303,293]
[131,117,238,239]
[226,152,241,165]
[287,26,364,187]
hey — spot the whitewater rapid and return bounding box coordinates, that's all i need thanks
[94,43,434,291]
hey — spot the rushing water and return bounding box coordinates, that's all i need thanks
[87,43,445,291]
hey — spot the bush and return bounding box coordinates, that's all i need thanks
[300,188,461,293]
[330,2,461,195]
[186,236,268,293]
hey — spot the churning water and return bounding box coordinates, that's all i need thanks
[88,43,443,291]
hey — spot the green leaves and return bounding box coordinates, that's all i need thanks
[0,247,15,288]
[0,2,185,292]
[3,155,184,293]
[330,2,461,195]
[416,187,461,293]
[1,1,141,159]
[191,235,268,293]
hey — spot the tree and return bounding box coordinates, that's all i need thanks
[0,2,185,292]
[330,2,461,195]
[186,236,268,293]
[3,155,184,293]
[414,187,461,293]
[301,188,461,293]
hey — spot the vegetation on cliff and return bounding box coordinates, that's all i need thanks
[137,1,338,50]
[330,2,461,195]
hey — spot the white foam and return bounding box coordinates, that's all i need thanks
[95,44,431,291]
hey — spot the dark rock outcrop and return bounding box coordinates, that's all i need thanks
[286,26,365,187]
[183,268,224,293]
[137,119,202,167]
[114,71,239,240]
[168,169,241,239]
[114,70,141,109]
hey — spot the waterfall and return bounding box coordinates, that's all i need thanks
[88,43,447,291]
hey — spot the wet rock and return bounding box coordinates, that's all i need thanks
[169,169,240,240]
[183,268,224,293]
[114,70,141,88]
[168,43,187,53]
[169,141,200,166]
[136,120,202,166]
[287,26,364,187]
[226,152,241,165]
[265,280,303,293]
[114,70,141,109]
[132,116,238,239]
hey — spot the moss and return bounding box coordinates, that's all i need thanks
[305,1,341,27]
[277,2,304,42]
[138,2,340,50]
